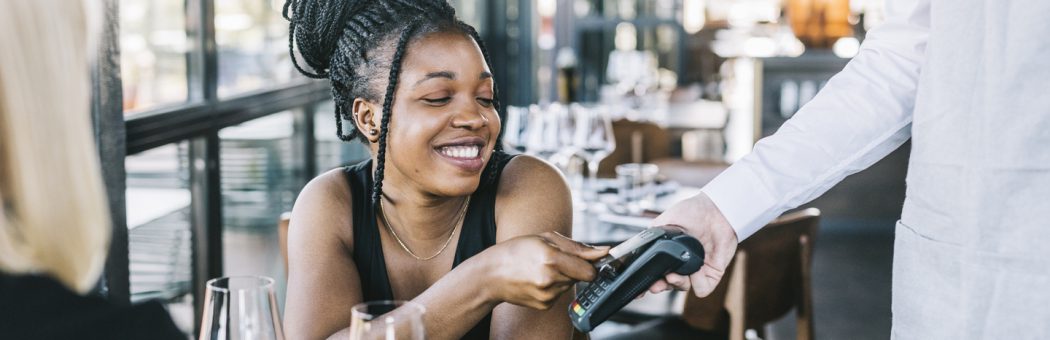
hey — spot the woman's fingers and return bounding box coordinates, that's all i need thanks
[540,232,610,260]
[545,247,599,282]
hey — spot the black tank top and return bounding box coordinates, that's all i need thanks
[345,155,515,340]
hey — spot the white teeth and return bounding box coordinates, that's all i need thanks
[440,145,480,159]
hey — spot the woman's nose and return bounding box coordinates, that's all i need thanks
[451,104,489,130]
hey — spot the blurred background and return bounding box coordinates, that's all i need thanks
[99,0,901,338]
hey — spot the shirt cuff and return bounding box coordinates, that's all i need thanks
[700,163,783,241]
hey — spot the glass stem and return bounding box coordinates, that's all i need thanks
[587,160,600,199]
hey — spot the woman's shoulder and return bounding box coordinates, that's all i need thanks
[299,167,355,213]
[290,167,357,247]
[493,154,572,237]
[497,154,566,195]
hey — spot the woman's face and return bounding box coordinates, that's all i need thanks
[367,31,501,198]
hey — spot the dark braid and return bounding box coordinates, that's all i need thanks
[371,23,419,206]
[283,0,363,79]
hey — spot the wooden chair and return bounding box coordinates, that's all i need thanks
[597,119,672,178]
[597,119,729,188]
[605,208,820,340]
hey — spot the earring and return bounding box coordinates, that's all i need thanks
[369,129,378,135]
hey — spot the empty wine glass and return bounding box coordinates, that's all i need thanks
[573,105,616,201]
[349,300,426,340]
[550,103,580,170]
[525,104,562,162]
[199,276,284,340]
[502,106,530,154]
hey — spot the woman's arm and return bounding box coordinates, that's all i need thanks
[489,155,584,340]
[285,168,598,340]
[283,170,364,338]
[284,170,495,340]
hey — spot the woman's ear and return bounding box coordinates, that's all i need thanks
[352,98,381,143]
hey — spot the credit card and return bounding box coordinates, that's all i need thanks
[592,227,667,273]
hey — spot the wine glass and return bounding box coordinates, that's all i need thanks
[199,276,285,340]
[524,104,561,162]
[502,106,530,154]
[550,103,580,170]
[573,105,616,201]
[349,300,426,340]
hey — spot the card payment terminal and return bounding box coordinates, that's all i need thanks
[569,226,705,332]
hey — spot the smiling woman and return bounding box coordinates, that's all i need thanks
[281,1,608,340]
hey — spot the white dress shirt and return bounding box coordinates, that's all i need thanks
[701,0,1050,337]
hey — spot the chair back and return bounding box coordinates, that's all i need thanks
[597,119,671,177]
[681,208,820,339]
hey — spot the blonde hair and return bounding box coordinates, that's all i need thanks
[0,0,109,294]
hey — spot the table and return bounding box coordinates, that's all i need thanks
[126,188,191,230]
[572,185,703,244]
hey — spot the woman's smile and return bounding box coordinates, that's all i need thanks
[433,136,487,173]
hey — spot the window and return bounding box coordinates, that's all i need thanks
[219,111,304,304]
[216,0,298,97]
[125,142,194,335]
[314,101,371,175]
[120,0,190,114]
[451,0,487,34]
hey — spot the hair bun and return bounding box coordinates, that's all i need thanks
[284,0,366,78]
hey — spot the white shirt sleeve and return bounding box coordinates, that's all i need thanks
[701,0,932,240]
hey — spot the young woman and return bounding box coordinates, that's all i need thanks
[0,1,182,339]
[281,1,606,339]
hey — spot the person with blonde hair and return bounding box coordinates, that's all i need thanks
[0,1,181,338]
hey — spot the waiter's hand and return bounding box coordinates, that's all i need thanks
[648,192,737,297]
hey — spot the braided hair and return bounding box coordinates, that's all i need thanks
[284,0,506,208]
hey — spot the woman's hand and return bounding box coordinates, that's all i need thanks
[474,232,609,310]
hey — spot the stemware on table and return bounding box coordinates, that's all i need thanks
[199,276,285,340]
[572,105,616,202]
[349,300,426,340]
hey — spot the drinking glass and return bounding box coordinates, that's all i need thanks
[502,106,530,154]
[615,163,659,215]
[349,300,426,340]
[199,276,284,340]
[573,106,616,200]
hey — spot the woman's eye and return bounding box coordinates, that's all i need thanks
[422,97,452,105]
[476,97,494,107]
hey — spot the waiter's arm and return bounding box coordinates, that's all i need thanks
[653,0,932,296]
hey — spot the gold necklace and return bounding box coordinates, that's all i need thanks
[379,196,470,261]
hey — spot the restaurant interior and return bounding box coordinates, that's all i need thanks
[86,0,899,338]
